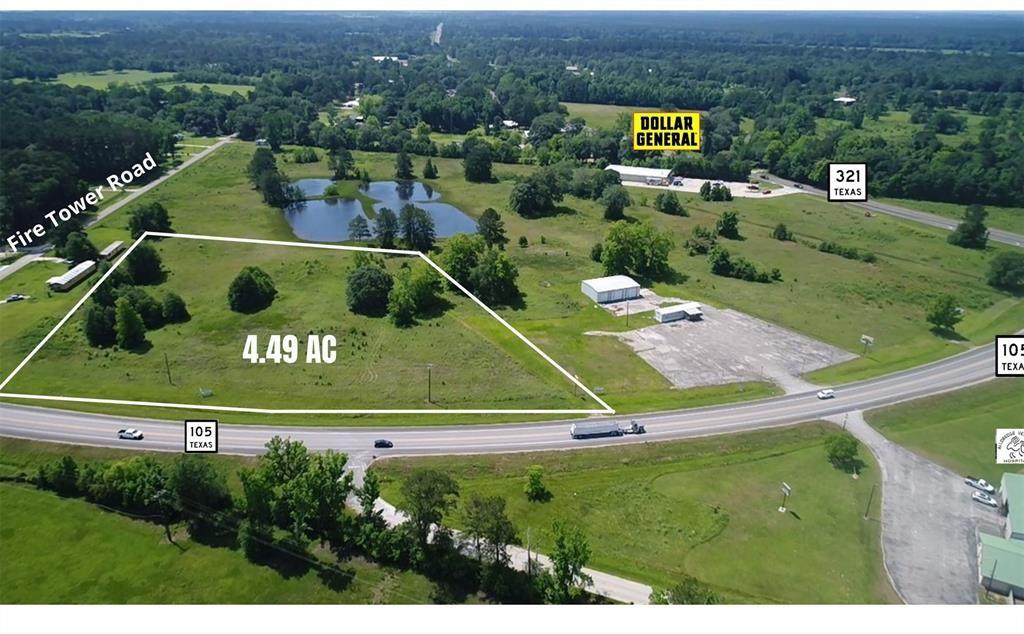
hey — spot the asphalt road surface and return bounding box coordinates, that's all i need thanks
[0,343,997,457]
[760,173,1024,248]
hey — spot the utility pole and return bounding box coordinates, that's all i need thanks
[625,300,630,327]
[863,483,876,519]
[427,363,434,403]
[163,353,173,385]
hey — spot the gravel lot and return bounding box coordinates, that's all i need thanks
[589,304,856,393]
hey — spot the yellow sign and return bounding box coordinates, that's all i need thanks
[632,112,701,151]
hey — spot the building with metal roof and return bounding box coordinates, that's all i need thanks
[978,532,1024,599]
[1001,472,1024,542]
[581,275,641,304]
[604,165,672,184]
[46,260,96,292]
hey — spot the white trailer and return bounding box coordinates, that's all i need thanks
[99,240,125,260]
[570,420,624,439]
[655,302,702,323]
[46,260,96,292]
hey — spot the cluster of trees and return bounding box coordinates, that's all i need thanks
[439,232,521,306]
[947,205,989,250]
[987,252,1024,293]
[246,147,299,207]
[817,241,877,264]
[653,191,686,216]
[599,221,674,280]
[83,244,186,349]
[708,246,782,284]
[344,255,446,328]
[699,181,734,202]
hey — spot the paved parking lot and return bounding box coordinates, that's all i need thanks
[589,304,856,393]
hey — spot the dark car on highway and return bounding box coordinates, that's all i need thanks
[374,439,394,449]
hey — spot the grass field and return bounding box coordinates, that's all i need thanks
[815,109,989,148]
[20,69,255,95]
[875,197,1024,236]
[0,439,442,604]
[374,422,896,604]
[2,141,1020,422]
[562,102,658,129]
[162,82,254,95]
[3,238,589,413]
[866,380,1024,483]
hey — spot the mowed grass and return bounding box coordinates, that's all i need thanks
[161,82,254,95]
[374,422,896,604]
[49,69,175,88]
[866,380,1024,483]
[0,440,440,604]
[4,239,586,413]
[2,141,1019,421]
[815,109,988,148]
[562,102,658,129]
[875,197,1024,236]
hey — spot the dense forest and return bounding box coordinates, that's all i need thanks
[2,12,1023,235]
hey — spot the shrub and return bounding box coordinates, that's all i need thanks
[654,191,686,216]
[987,251,1024,292]
[228,266,277,313]
[128,202,172,239]
[518,236,529,248]
[347,264,394,316]
[162,292,190,323]
[590,242,603,262]
[771,223,793,241]
[125,242,163,285]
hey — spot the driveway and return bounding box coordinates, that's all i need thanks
[837,411,1002,604]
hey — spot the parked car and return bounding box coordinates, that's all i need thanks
[964,476,996,494]
[793,183,804,189]
[5,293,25,302]
[373,439,393,449]
[972,491,999,508]
[816,389,836,400]
[117,428,144,440]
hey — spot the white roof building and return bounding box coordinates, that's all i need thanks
[99,240,124,260]
[46,259,96,292]
[833,96,857,105]
[605,164,672,182]
[581,275,641,304]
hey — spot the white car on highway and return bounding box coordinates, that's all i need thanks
[972,491,999,508]
[117,428,144,440]
[816,389,836,400]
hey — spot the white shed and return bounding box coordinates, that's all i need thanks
[99,240,125,260]
[46,260,96,292]
[581,275,641,304]
[655,302,703,323]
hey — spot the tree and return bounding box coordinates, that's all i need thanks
[543,521,592,603]
[518,236,529,248]
[525,465,549,502]
[654,191,685,216]
[508,179,550,218]
[422,158,438,179]
[716,210,741,239]
[119,286,164,329]
[126,242,163,284]
[261,436,310,486]
[37,455,79,497]
[59,231,99,264]
[346,263,394,315]
[358,470,383,522]
[590,242,603,263]
[374,207,399,249]
[439,233,484,286]
[228,266,277,313]
[650,576,720,604]
[348,215,371,242]
[824,432,861,472]
[257,169,296,208]
[387,278,417,327]
[83,301,117,347]
[462,493,518,568]
[327,148,354,180]
[399,204,436,252]
[471,249,520,306]
[987,251,1024,292]
[162,292,189,323]
[302,450,352,540]
[685,225,717,255]
[601,221,674,279]
[477,208,508,249]
[947,204,988,249]
[247,147,277,186]
[463,144,493,183]
[169,454,231,536]
[128,202,172,239]
[395,150,414,179]
[771,223,793,241]
[398,468,459,547]
[600,184,631,221]
[926,294,962,332]
[114,296,146,349]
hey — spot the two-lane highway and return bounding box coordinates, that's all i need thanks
[760,173,1024,248]
[0,342,1000,457]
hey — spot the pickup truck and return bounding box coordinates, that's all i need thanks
[964,476,995,494]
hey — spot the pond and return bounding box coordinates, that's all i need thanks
[284,179,477,243]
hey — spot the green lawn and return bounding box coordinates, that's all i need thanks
[562,102,659,129]
[866,380,1024,483]
[816,109,989,148]
[2,142,1020,422]
[0,439,441,604]
[49,69,175,88]
[875,198,1024,236]
[3,239,588,414]
[374,422,897,604]
[162,82,254,96]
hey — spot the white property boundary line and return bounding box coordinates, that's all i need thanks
[0,231,614,415]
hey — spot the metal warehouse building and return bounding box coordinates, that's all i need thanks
[581,275,641,304]
[604,164,672,184]
[655,302,703,323]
